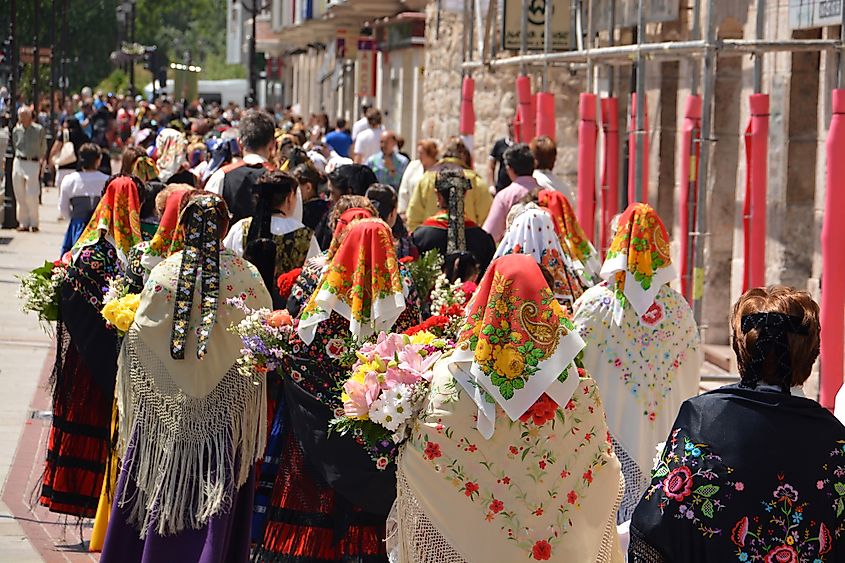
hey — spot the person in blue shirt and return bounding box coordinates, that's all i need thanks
[74,102,94,139]
[324,118,353,158]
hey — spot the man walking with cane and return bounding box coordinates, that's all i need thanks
[12,106,46,232]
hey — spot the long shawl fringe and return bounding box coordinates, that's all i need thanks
[117,328,266,538]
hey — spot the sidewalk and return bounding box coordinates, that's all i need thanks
[0,185,97,562]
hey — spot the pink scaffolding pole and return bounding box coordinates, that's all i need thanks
[536,91,555,140]
[600,97,619,256]
[577,93,598,241]
[742,93,770,291]
[459,76,476,136]
[627,92,649,204]
[515,75,534,142]
[820,89,845,409]
[679,95,702,303]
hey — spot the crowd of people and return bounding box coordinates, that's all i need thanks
[15,91,845,562]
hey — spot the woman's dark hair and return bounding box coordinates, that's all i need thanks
[327,164,378,196]
[79,143,102,170]
[434,168,471,200]
[442,137,472,168]
[328,195,377,232]
[365,183,398,222]
[139,181,167,220]
[254,170,298,210]
[503,143,536,177]
[444,251,480,284]
[239,110,276,152]
[291,162,323,188]
[731,286,821,389]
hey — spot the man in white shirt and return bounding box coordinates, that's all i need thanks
[352,108,385,164]
[58,143,108,253]
[350,102,371,143]
[530,135,577,205]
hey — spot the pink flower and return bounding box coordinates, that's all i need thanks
[734,482,745,491]
[342,371,381,418]
[817,480,825,490]
[663,466,693,502]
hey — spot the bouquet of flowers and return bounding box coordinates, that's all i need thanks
[101,276,141,336]
[17,259,68,331]
[405,249,443,304]
[430,273,477,316]
[331,331,451,469]
[227,296,295,378]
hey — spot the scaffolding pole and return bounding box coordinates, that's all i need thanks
[633,0,647,203]
[691,0,716,331]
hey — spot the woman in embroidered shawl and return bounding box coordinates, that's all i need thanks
[254,218,421,563]
[100,193,271,562]
[396,254,623,562]
[224,170,320,308]
[494,202,594,310]
[572,203,702,524]
[40,175,145,518]
[629,286,845,562]
[535,188,601,289]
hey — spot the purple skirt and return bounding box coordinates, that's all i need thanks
[100,446,255,563]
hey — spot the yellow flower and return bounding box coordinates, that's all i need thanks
[475,338,493,362]
[494,299,509,315]
[101,293,140,333]
[410,331,436,346]
[494,344,525,380]
[785,535,795,546]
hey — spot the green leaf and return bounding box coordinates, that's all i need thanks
[834,482,845,496]
[512,378,525,390]
[653,465,669,478]
[694,484,720,498]
[489,335,499,344]
[837,499,844,518]
[481,325,495,335]
[499,382,514,400]
[701,499,714,518]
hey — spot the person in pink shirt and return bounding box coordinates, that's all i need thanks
[482,143,539,242]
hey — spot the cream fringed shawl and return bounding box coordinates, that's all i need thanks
[396,362,625,563]
[116,250,272,537]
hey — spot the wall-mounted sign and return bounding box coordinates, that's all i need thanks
[502,0,572,51]
[357,38,377,98]
[789,0,843,29]
[590,0,678,30]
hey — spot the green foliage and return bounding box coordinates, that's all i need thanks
[201,51,247,80]
[407,249,443,303]
[95,69,129,95]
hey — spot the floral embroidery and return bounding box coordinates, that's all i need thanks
[605,202,671,296]
[646,428,740,538]
[411,377,614,560]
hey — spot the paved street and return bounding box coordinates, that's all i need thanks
[0,184,97,562]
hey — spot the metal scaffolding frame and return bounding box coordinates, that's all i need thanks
[458,0,845,337]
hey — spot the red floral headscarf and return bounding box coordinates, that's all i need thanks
[327,207,376,258]
[445,254,585,439]
[298,218,405,344]
[146,187,192,258]
[72,175,143,264]
[537,189,601,285]
[600,202,675,325]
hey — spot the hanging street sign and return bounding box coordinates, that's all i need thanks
[590,0,679,30]
[789,0,844,29]
[502,0,572,51]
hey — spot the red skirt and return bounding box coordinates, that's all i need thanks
[257,431,387,563]
[40,345,112,518]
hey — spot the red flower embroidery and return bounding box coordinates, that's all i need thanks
[567,491,578,505]
[560,470,570,479]
[763,544,798,563]
[731,517,749,547]
[641,301,664,325]
[467,444,477,453]
[662,466,694,502]
[423,442,442,460]
[538,460,547,470]
[464,481,479,497]
[584,432,594,442]
[509,446,519,455]
[533,506,544,516]
[520,394,559,426]
[565,399,576,411]
[489,499,504,513]
[502,476,511,485]
[532,540,552,560]
[583,469,593,484]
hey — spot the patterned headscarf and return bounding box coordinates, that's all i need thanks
[537,189,601,286]
[156,128,188,182]
[72,175,143,264]
[494,204,586,305]
[145,187,191,259]
[445,254,585,439]
[298,218,405,344]
[327,207,376,259]
[170,194,223,360]
[131,156,159,182]
[601,202,675,326]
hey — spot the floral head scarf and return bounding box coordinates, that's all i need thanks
[601,202,675,326]
[493,204,585,305]
[298,218,405,345]
[170,194,225,360]
[145,187,192,259]
[327,207,376,259]
[132,156,159,182]
[445,254,585,439]
[156,128,188,182]
[537,189,601,286]
[72,175,143,264]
